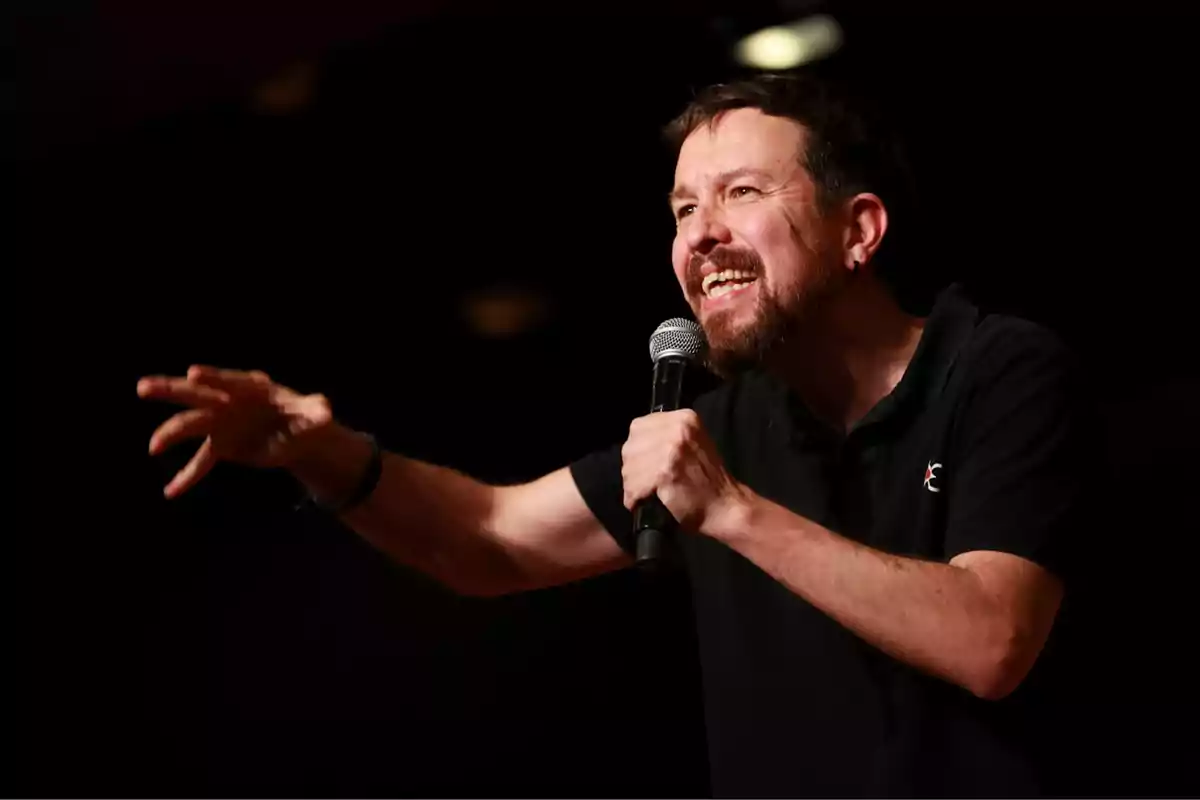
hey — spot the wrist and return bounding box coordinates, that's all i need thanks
[287,423,377,508]
[703,483,760,545]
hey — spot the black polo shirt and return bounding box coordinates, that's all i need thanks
[570,283,1097,797]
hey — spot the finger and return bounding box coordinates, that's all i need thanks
[137,377,230,408]
[149,408,213,455]
[621,466,657,511]
[187,365,271,395]
[631,412,685,437]
[627,413,660,435]
[674,408,700,426]
[163,437,216,499]
[624,483,656,511]
[622,425,677,463]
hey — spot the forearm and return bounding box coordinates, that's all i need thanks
[288,422,518,595]
[709,492,1015,698]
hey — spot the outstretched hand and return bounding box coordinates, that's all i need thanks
[137,365,332,498]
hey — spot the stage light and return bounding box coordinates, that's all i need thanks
[460,286,552,338]
[251,60,318,115]
[733,14,842,70]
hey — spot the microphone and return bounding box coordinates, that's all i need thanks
[634,317,708,569]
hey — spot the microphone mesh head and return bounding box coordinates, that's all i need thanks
[649,317,707,364]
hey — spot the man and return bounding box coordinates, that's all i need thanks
[138,73,1094,796]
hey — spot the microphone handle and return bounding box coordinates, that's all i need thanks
[634,496,674,567]
[634,356,689,569]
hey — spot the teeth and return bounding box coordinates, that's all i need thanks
[702,269,756,297]
[709,282,753,299]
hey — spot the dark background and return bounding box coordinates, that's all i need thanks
[15,2,1199,796]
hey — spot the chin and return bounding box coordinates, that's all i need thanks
[699,298,756,330]
[701,326,768,377]
[701,295,801,377]
[702,298,767,338]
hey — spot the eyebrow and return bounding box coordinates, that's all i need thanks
[667,167,776,207]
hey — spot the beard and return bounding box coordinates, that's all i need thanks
[686,245,840,378]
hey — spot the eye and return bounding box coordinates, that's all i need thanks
[730,185,759,198]
[675,204,696,220]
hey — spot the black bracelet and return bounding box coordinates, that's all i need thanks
[300,433,383,515]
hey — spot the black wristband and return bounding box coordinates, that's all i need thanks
[300,433,383,515]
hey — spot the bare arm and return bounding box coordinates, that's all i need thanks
[621,408,1067,701]
[708,495,1062,700]
[138,366,630,597]
[291,423,631,596]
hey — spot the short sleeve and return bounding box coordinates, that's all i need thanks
[943,325,1099,584]
[568,376,737,557]
[569,443,636,555]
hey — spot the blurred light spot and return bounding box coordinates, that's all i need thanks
[734,14,843,70]
[461,287,552,338]
[251,61,317,115]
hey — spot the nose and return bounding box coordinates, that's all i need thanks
[684,204,732,256]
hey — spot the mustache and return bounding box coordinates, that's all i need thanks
[686,247,765,297]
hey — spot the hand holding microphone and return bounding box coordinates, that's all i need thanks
[621,319,749,569]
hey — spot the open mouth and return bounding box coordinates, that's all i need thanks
[702,269,758,300]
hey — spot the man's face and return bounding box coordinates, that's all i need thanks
[670,108,843,375]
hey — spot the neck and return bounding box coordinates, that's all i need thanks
[769,276,926,432]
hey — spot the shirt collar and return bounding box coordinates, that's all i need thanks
[759,282,980,441]
[857,281,979,430]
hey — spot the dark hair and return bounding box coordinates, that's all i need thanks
[664,72,935,309]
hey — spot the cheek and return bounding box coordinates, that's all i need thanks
[739,211,815,285]
[733,214,785,271]
[670,235,690,288]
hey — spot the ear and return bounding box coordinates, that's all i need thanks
[842,193,888,270]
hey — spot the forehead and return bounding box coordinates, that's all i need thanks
[674,107,806,186]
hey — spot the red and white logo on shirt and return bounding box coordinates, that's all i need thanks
[923,461,942,493]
